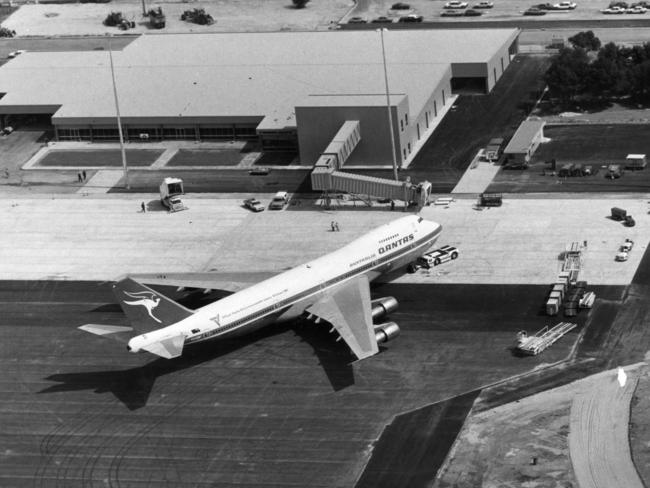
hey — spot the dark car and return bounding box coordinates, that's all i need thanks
[371,16,394,22]
[348,16,367,23]
[391,2,411,8]
[398,14,423,21]
[464,8,483,14]
[441,9,465,15]
[524,7,547,14]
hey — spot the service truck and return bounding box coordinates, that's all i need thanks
[160,177,186,212]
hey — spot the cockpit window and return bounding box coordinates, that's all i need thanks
[418,217,423,223]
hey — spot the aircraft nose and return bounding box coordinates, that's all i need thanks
[126,337,140,353]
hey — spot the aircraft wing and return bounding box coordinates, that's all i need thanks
[305,275,378,360]
[126,272,280,294]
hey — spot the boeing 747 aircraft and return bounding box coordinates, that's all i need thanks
[80,215,441,360]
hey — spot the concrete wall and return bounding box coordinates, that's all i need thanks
[295,103,406,167]
[407,66,452,162]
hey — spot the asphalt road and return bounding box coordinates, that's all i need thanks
[356,54,550,193]
[0,281,579,488]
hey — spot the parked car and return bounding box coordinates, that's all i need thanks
[553,1,577,8]
[7,50,25,59]
[391,2,411,8]
[524,7,547,14]
[348,16,367,23]
[601,5,626,12]
[398,14,424,21]
[243,198,265,212]
[627,5,647,12]
[269,191,289,210]
[371,16,394,22]
[441,9,465,15]
[464,8,483,15]
[444,1,469,8]
[474,1,494,7]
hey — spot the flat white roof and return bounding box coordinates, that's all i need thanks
[0,30,518,129]
[504,119,545,154]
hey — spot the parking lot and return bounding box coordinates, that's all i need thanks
[488,124,650,193]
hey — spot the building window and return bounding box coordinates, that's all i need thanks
[200,126,235,139]
[417,123,420,139]
[400,119,404,131]
[425,112,429,128]
[501,57,504,73]
[403,148,406,159]
[405,113,408,125]
[434,101,437,117]
[407,142,411,153]
[442,90,446,106]
[494,68,497,85]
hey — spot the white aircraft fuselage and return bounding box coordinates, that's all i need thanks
[126,215,441,355]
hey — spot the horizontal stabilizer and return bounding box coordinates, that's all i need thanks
[141,335,185,359]
[79,324,134,343]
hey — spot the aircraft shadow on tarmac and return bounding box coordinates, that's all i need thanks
[39,310,356,410]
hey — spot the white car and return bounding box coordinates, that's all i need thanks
[553,1,576,8]
[7,50,25,59]
[444,1,468,8]
[616,251,629,261]
[621,239,634,252]
[417,245,459,268]
[474,1,494,7]
[601,6,625,13]
[627,5,647,13]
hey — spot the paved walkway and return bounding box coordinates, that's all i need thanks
[451,151,502,194]
[569,367,644,488]
[76,170,124,194]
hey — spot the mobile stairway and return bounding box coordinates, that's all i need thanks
[516,322,577,355]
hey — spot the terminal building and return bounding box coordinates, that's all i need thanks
[0,29,519,168]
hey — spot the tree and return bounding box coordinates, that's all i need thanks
[545,47,590,104]
[568,31,601,51]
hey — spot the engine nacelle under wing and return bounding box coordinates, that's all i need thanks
[374,322,400,344]
[371,297,398,322]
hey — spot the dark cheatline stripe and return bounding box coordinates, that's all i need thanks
[190,228,441,343]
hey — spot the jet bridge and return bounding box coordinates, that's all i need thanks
[310,119,431,207]
[311,163,431,208]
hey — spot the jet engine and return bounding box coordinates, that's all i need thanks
[374,322,400,344]
[371,297,398,322]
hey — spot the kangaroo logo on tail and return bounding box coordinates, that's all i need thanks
[122,290,162,323]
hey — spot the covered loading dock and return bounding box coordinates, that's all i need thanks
[503,119,546,166]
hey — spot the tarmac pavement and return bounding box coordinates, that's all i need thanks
[1,194,648,284]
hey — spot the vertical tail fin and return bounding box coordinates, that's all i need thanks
[113,277,194,333]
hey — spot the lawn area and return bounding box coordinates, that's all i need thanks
[38,149,163,167]
[167,149,245,166]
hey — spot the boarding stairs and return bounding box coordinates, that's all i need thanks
[516,322,577,355]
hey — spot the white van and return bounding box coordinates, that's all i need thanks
[269,191,289,210]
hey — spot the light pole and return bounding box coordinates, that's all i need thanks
[108,37,130,189]
[379,28,398,182]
